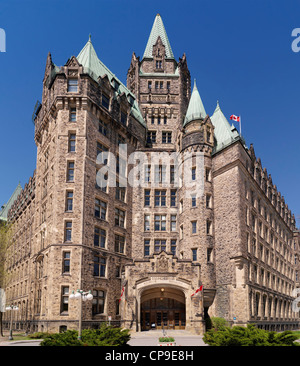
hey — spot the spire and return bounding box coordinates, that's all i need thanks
[77,35,103,78]
[143,14,174,59]
[210,101,240,151]
[183,79,206,126]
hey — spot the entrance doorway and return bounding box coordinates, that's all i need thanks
[140,288,186,331]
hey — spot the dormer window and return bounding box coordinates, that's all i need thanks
[68,79,78,93]
[156,61,162,69]
[101,93,109,109]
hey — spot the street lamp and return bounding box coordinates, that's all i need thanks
[5,305,19,340]
[69,290,93,340]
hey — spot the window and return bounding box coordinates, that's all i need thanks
[63,252,70,273]
[121,111,127,125]
[154,215,166,231]
[155,190,166,206]
[170,165,175,184]
[145,165,151,183]
[148,81,152,90]
[99,119,108,136]
[151,116,155,124]
[116,155,126,176]
[94,227,106,248]
[144,239,150,256]
[160,81,163,89]
[147,131,156,144]
[154,165,166,183]
[66,191,73,212]
[102,93,109,109]
[115,234,125,254]
[144,214,150,231]
[192,249,197,261]
[115,208,125,228]
[170,189,177,207]
[67,162,74,182]
[154,239,166,253]
[144,189,151,206]
[207,248,213,262]
[192,221,197,234]
[69,133,76,152]
[167,81,170,91]
[171,215,177,232]
[70,108,76,122]
[96,142,108,165]
[61,287,69,313]
[65,222,72,242]
[191,195,196,207]
[191,167,196,181]
[155,81,159,90]
[205,168,211,182]
[171,240,177,256]
[95,199,107,220]
[93,255,106,277]
[68,79,78,92]
[157,116,161,125]
[206,194,212,208]
[92,290,105,315]
[162,131,172,143]
[115,181,126,202]
[164,116,167,125]
[156,61,162,69]
[206,220,212,235]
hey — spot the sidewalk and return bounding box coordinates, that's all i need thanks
[128,329,208,346]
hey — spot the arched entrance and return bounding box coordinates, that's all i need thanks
[140,287,186,331]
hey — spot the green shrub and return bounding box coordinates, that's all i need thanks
[210,317,229,331]
[40,325,131,346]
[158,337,175,342]
[28,332,52,339]
[203,324,299,346]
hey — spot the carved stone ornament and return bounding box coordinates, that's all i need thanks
[156,255,168,272]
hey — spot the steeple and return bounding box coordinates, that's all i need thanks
[143,14,174,59]
[77,34,104,79]
[210,101,240,152]
[183,79,206,126]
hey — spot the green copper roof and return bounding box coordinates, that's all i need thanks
[0,183,22,221]
[210,101,240,153]
[183,80,206,126]
[143,14,174,59]
[77,36,146,128]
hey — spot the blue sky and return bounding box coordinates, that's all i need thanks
[0,0,299,226]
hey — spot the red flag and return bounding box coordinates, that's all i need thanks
[230,115,240,122]
[191,285,203,297]
[119,287,125,303]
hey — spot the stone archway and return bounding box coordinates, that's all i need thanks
[140,287,186,331]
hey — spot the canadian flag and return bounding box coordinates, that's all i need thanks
[119,287,125,303]
[230,115,240,122]
[191,285,203,297]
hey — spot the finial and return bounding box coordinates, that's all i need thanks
[193,78,197,91]
[89,34,91,41]
[157,13,161,16]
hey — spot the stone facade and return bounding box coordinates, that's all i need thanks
[2,15,299,335]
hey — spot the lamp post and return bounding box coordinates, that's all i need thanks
[69,290,93,340]
[5,305,19,340]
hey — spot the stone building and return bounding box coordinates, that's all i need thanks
[2,14,299,335]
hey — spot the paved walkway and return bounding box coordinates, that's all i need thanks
[0,330,207,347]
[128,330,208,346]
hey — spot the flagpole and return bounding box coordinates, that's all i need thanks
[239,115,242,136]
